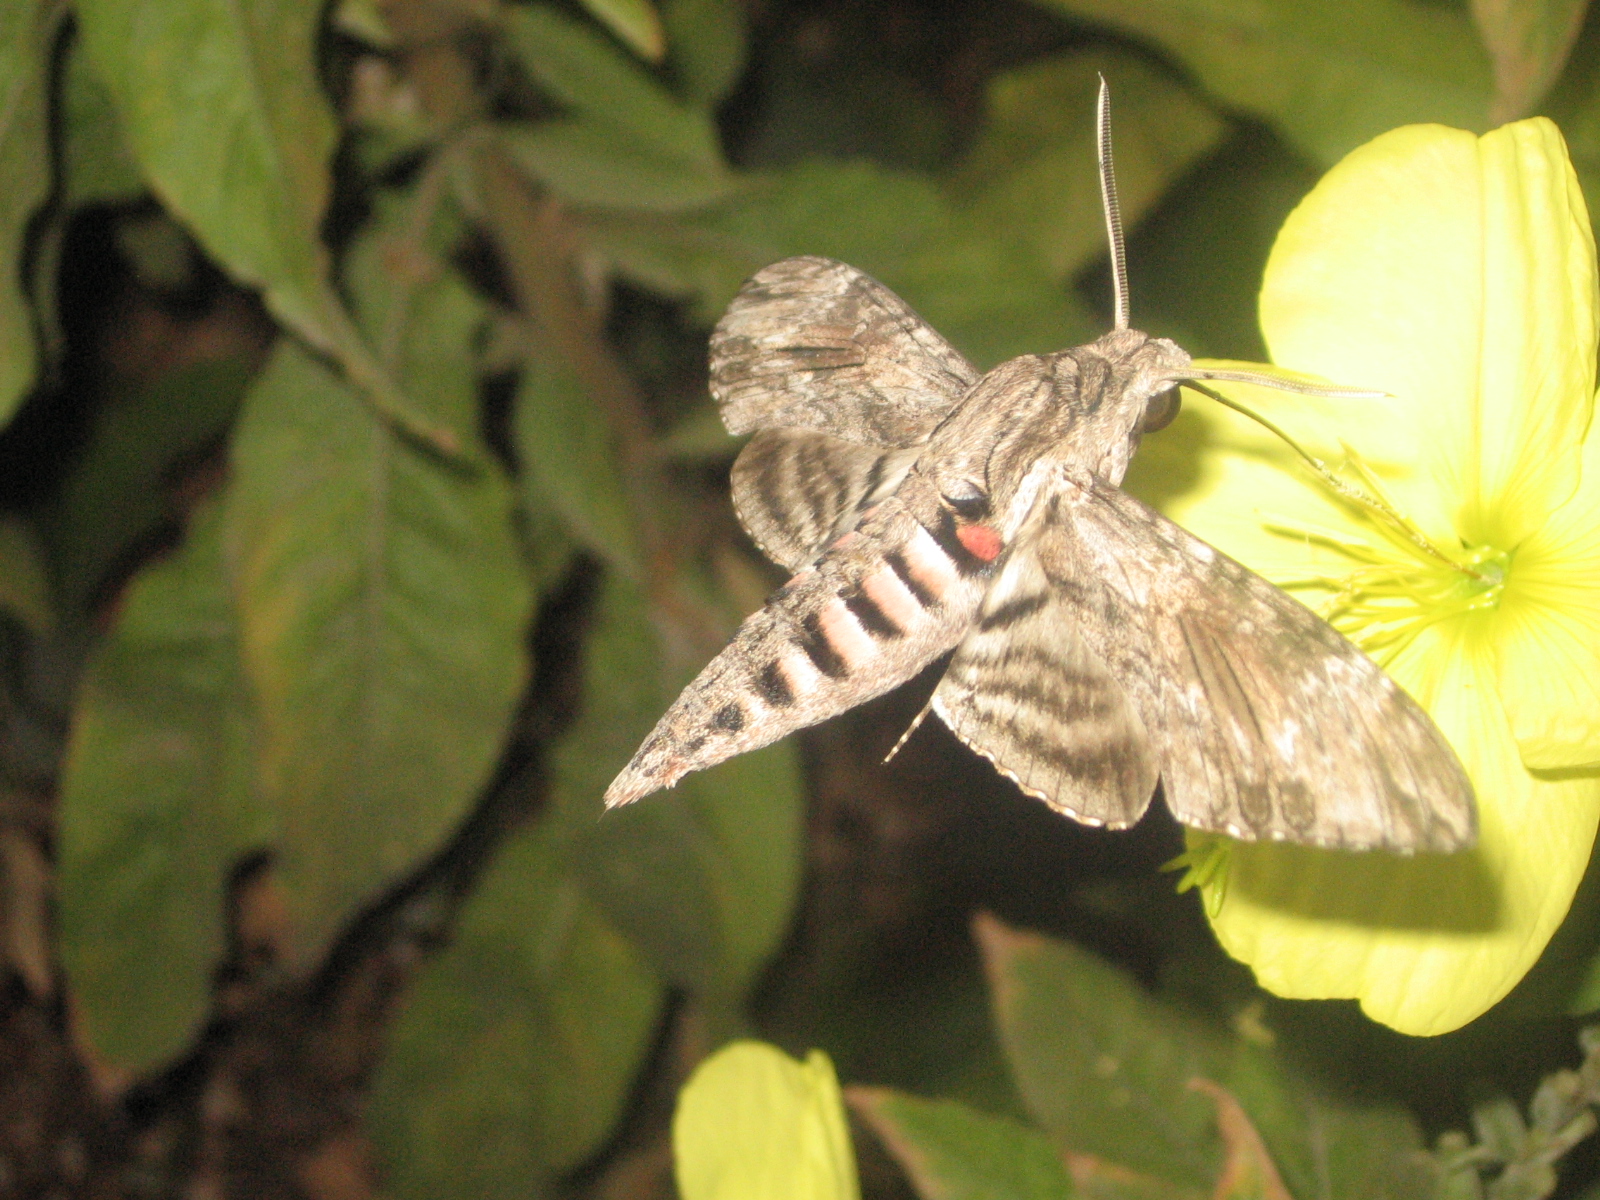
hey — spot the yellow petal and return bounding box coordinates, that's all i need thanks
[1259,120,1597,549]
[1494,390,1600,767]
[1128,389,1382,593]
[674,1041,861,1200]
[1198,626,1600,1036]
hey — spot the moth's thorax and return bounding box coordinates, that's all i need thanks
[920,329,1190,537]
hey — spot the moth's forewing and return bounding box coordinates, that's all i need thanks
[711,256,977,445]
[1013,469,1475,852]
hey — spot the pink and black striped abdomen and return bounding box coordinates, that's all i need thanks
[603,496,1001,807]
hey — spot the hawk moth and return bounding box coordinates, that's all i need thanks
[603,84,1476,853]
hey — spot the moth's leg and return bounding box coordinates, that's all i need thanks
[604,500,992,806]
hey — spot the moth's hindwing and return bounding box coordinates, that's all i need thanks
[932,547,1160,827]
[1013,467,1475,852]
[711,256,979,446]
[731,430,921,572]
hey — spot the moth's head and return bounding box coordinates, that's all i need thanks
[1078,328,1193,482]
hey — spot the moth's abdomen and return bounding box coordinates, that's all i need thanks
[603,499,994,807]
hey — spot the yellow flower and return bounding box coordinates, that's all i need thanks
[673,1041,861,1200]
[1140,118,1600,1036]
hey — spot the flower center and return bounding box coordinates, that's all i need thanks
[1322,539,1509,659]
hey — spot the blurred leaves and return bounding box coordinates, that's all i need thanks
[75,0,341,351]
[972,915,1434,1200]
[506,4,727,182]
[1474,0,1594,122]
[59,33,143,208]
[1028,0,1492,167]
[370,811,665,1199]
[662,0,748,109]
[0,0,62,430]
[1431,1027,1600,1199]
[58,501,269,1069]
[587,159,1098,368]
[515,355,644,577]
[502,120,739,212]
[578,0,666,63]
[223,203,530,954]
[850,1089,1077,1200]
[976,914,1225,1189]
[544,572,803,1001]
[948,50,1225,284]
[45,355,254,617]
[74,0,445,451]
[0,516,51,636]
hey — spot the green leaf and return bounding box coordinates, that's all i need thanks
[1473,0,1592,122]
[0,516,51,635]
[223,239,531,955]
[578,0,665,62]
[75,0,336,335]
[1026,0,1492,167]
[976,916,1431,1200]
[505,4,723,170]
[0,0,62,431]
[554,573,803,999]
[500,120,737,212]
[975,915,1224,1189]
[333,0,394,46]
[849,1089,1078,1200]
[1223,1040,1431,1200]
[60,32,145,207]
[45,356,254,619]
[662,0,748,108]
[369,811,664,1198]
[947,50,1226,284]
[75,0,440,451]
[586,159,1099,369]
[58,501,271,1070]
[515,353,643,579]
[674,1042,861,1200]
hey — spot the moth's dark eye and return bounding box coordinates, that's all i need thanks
[1141,386,1182,433]
[941,479,989,520]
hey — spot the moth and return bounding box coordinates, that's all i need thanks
[604,82,1476,853]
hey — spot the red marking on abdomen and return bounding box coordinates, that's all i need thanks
[956,523,1004,562]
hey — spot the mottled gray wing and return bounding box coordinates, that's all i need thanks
[1032,470,1475,852]
[730,430,921,571]
[711,256,979,446]
[930,544,1160,828]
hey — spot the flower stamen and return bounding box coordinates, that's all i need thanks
[1162,836,1231,917]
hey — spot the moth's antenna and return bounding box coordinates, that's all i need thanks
[1097,75,1130,332]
